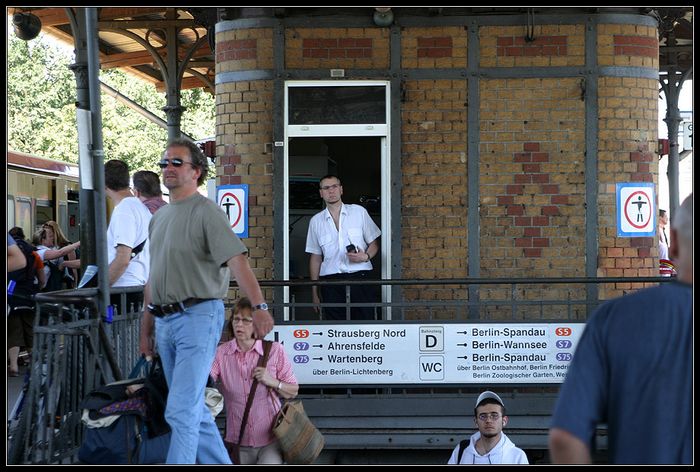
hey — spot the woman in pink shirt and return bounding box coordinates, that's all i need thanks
[210,298,298,464]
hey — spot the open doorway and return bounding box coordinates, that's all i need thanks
[288,136,382,320]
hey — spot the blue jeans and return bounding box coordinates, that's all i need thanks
[155,299,231,464]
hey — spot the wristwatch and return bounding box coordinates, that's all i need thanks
[254,303,269,311]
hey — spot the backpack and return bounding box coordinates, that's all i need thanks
[8,239,40,304]
[457,438,470,463]
[44,258,64,292]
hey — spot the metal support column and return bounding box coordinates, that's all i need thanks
[162,9,185,141]
[86,8,111,320]
[660,68,691,218]
[65,8,97,274]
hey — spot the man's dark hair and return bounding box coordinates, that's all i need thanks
[104,159,130,191]
[8,228,39,296]
[659,209,667,217]
[319,174,341,188]
[474,398,506,417]
[164,138,209,186]
[9,226,26,241]
[133,170,163,197]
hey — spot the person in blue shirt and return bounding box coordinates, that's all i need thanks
[7,233,26,272]
[549,193,693,464]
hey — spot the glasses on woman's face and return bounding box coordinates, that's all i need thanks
[158,158,195,169]
[232,316,254,325]
[477,412,501,422]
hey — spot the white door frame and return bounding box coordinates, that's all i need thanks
[283,80,392,320]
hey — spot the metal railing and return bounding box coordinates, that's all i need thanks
[262,276,668,322]
[7,287,143,464]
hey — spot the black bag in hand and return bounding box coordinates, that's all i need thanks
[140,356,170,437]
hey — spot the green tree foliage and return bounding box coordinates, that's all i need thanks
[8,36,78,160]
[8,33,214,174]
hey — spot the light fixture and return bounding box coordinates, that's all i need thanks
[13,13,42,41]
[373,7,393,27]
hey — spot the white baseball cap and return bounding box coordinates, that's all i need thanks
[475,390,504,408]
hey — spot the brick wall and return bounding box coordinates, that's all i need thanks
[598,24,659,68]
[216,28,273,73]
[402,27,467,68]
[480,77,586,277]
[215,78,275,294]
[481,25,585,67]
[286,28,389,69]
[401,79,468,279]
[216,16,660,313]
[596,76,659,299]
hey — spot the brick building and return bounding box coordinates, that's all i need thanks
[213,7,661,318]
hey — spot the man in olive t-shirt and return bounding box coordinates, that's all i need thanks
[139,138,273,464]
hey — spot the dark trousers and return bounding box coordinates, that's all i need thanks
[319,271,378,321]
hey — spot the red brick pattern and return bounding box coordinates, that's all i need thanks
[502,142,564,258]
[216,39,258,62]
[613,35,658,58]
[302,38,373,59]
[629,145,655,182]
[417,36,453,58]
[218,144,242,185]
[497,35,567,56]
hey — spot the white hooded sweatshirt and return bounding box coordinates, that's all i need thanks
[447,431,529,464]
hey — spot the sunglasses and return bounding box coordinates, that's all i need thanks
[158,158,196,169]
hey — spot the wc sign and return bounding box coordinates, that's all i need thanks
[616,182,655,237]
[419,326,444,380]
[217,184,248,238]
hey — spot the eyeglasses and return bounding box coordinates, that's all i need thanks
[158,158,196,169]
[232,317,254,325]
[477,413,502,422]
[320,183,340,191]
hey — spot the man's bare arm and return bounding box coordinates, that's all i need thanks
[549,428,592,464]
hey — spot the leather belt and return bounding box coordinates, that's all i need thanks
[148,298,213,318]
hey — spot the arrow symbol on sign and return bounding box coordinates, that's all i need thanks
[312,332,324,336]
[456,356,469,360]
[312,357,323,361]
[456,343,468,347]
[312,344,323,348]
[456,331,467,335]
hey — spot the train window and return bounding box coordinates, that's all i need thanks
[59,203,68,235]
[36,201,53,231]
[7,196,15,230]
[67,189,79,203]
[15,198,32,237]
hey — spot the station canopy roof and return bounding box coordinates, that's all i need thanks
[8,7,217,94]
[7,7,692,93]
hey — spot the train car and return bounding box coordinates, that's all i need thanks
[7,150,80,243]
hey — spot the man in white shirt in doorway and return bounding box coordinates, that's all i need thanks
[305,174,381,320]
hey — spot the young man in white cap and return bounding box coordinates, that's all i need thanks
[447,390,529,464]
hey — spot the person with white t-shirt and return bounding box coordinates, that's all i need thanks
[305,174,381,320]
[104,159,152,312]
